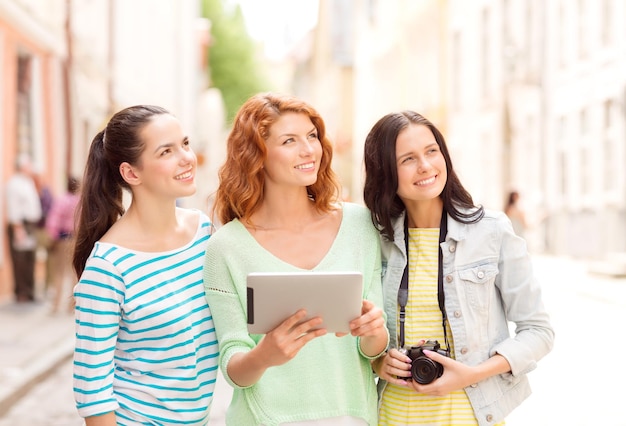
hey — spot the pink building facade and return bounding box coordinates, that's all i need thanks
[0,2,68,301]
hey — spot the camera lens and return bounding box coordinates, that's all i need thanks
[411,357,443,384]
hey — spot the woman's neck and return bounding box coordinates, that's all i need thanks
[245,187,318,231]
[405,199,444,228]
[124,199,180,234]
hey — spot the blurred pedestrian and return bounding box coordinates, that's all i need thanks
[363,111,554,425]
[33,172,55,290]
[72,105,219,425]
[45,175,80,314]
[5,153,42,302]
[504,190,528,238]
[203,93,388,425]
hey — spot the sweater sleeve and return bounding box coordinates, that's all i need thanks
[203,225,257,389]
[348,204,389,359]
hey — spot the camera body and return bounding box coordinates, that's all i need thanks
[400,339,450,384]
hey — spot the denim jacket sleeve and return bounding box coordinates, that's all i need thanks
[444,209,554,378]
[487,212,555,376]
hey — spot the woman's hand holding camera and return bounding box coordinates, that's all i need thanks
[372,347,415,386]
[374,341,504,396]
[406,351,475,396]
[405,351,511,397]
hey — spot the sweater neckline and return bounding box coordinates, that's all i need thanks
[233,204,349,271]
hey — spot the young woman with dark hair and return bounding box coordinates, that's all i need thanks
[72,105,218,426]
[363,111,554,426]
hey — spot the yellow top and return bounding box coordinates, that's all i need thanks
[378,228,504,426]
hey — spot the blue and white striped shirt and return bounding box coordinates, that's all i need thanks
[73,211,218,425]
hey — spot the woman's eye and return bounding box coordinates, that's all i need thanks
[283,138,295,145]
[308,133,318,140]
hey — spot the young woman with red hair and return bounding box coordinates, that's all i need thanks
[203,93,388,425]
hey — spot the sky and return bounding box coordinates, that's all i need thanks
[231,0,319,59]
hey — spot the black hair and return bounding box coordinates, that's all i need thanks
[363,110,483,241]
[67,176,80,194]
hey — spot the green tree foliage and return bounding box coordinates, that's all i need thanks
[202,0,270,123]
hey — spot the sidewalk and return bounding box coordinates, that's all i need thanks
[0,300,74,416]
[0,297,231,424]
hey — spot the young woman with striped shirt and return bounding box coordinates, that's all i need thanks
[71,105,218,426]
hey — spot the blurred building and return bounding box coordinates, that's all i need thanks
[291,0,447,202]
[446,0,626,259]
[0,0,225,302]
[540,1,625,259]
[297,0,626,260]
[0,0,68,299]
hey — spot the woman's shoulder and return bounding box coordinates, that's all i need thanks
[340,201,371,220]
[454,206,507,222]
[452,207,511,237]
[481,208,509,225]
[207,218,246,244]
[85,241,127,275]
[340,202,379,236]
[180,208,212,232]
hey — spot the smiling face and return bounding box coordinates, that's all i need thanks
[395,123,447,207]
[263,112,322,191]
[131,113,197,199]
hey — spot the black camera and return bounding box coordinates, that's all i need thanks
[400,340,450,384]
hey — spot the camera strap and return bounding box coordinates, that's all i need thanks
[398,209,449,350]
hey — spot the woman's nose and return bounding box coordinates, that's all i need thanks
[180,147,196,163]
[300,140,314,155]
[417,157,431,172]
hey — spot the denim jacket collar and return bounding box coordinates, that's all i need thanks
[388,209,470,248]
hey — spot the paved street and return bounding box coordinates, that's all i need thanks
[0,357,81,426]
[0,255,624,425]
[506,255,626,426]
[0,359,232,426]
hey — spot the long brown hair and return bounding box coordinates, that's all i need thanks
[214,93,340,225]
[363,111,483,241]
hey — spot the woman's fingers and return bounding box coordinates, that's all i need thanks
[349,300,385,336]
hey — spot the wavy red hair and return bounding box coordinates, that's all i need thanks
[215,93,340,225]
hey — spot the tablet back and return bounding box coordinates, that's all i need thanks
[246,271,363,334]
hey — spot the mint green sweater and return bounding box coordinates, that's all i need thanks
[203,203,385,425]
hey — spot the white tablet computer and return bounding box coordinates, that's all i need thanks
[246,271,363,334]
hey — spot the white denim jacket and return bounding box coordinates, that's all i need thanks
[378,208,555,426]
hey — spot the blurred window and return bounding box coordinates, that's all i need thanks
[480,7,490,99]
[17,52,34,155]
[600,0,613,46]
[579,108,590,196]
[603,100,617,191]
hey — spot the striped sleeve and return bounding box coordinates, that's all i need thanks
[73,249,125,417]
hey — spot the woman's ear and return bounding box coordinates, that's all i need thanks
[119,162,141,186]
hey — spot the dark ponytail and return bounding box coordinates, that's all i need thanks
[72,105,170,277]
